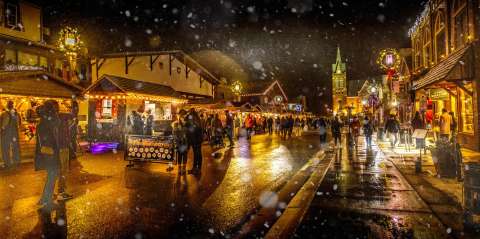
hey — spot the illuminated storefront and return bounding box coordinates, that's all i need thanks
[83,75,187,145]
[0,71,83,159]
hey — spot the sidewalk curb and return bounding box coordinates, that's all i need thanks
[264,150,335,239]
[233,149,326,238]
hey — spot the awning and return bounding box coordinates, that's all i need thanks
[0,70,83,98]
[413,45,471,90]
[84,75,186,102]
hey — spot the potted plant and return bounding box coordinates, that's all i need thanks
[428,138,457,178]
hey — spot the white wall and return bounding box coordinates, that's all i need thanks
[91,54,213,97]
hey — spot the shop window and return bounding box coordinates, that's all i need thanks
[18,51,38,66]
[55,59,63,77]
[434,12,447,62]
[4,48,16,64]
[39,56,47,68]
[102,99,113,118]
[460,84,474,134]
[5,2,20,30]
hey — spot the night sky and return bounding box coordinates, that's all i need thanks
[36,0,425,113]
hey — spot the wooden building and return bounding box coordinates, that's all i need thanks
[408,0,480,150]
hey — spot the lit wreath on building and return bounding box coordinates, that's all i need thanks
[376,48,401,71]
[57,26,83,55]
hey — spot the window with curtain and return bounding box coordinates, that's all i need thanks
[434,12,447,62]
[453,0,468,49]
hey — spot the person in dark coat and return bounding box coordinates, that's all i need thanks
[411,111,425,130]
[266,117,273,135]
[363,116,374,148]
[185,108,203,174]
[173,112,188,175]
[385,114,400,149]
[318,117,327,144]
[132,111,144,135]
[225,111,234,147]
[35,100,61,210]
[1,101,21,169]
[143,109,154,135]
[331,116,343,147]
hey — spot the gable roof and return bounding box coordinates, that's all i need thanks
[100,50,220,85]
[241,80,288,101]
[85,75,184,99]
[0,70,83,98]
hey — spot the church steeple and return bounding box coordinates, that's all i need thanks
[336,46,342,65]
[331,46,347,113]
[332,46,346,74]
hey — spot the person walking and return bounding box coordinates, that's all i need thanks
[274,117,280,135]
[318,117,327,145]
[35,100,61,210]
[288,116,294,138]
[185,108,203,174]
[331,116,343,147]
[349,116,361,148]
[439,108,452,140]
[411,111,425,130]
[143,109,154,136]
[363,116,374,149]
[384,114,400,149]
[1,101,21,169]
[225,111,234,147]
[245,114,254,140]
[57,109,74,201]
[173,112,188,175]
[267,117,273,135]
[449,111,457,138]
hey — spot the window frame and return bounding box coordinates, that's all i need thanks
[5,2,18,29]
[452,0,468,50]
[434,11,448,63]
[422,25,432,67]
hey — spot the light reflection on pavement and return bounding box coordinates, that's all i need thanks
[0,132,321,238]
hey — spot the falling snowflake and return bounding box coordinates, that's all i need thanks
[252,61,263,70]
[259,191,279,208]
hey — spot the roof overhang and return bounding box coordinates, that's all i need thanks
[0,70,83,98]
[413,45,472,90]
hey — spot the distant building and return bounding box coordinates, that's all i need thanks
[332,47,347,114]
[240,80,288,114]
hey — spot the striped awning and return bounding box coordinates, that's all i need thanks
[413,45,471,90]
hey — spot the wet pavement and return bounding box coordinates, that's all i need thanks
[0,132,322,238]
[295,136,450,239]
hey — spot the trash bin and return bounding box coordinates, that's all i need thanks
[463,163,480,226]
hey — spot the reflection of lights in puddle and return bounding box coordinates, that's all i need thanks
[270,146,293,174]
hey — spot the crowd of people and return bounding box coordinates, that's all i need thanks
[0,99,79,211]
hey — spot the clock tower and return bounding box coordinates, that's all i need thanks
[332,47,347,114]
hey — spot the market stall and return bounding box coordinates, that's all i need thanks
[83,75,187,151]
[0,71,83,160]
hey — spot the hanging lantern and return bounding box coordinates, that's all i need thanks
[231,81,243,95]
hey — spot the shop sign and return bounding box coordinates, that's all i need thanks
[3,64,45,71]
[429,89,449,100]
